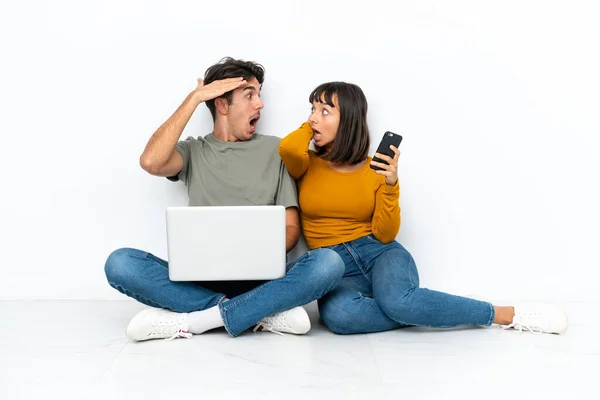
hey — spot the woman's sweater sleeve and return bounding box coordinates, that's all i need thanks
[371,181,401,243]
[278,122,314,180]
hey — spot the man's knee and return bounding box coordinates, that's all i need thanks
[104,247,140,285]
[305,248,345,286]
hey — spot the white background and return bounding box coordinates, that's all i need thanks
[1,0,598,301]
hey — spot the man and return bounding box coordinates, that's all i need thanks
[105,57,345,340]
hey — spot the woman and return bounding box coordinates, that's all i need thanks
[279,81,567,335]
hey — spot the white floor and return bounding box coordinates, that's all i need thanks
[1,300,597,400]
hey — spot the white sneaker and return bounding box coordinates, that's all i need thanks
[503,302,568,334]
[253,306,311,335]
[126,308,193,341]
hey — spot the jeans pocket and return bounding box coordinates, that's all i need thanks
[364,234,380,243]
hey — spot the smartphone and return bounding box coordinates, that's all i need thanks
[370,131,403,171]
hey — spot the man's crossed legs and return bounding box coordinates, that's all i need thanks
[105,247,344,340]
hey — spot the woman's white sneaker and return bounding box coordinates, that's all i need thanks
[504,302,568,334]
[126,308,193,341]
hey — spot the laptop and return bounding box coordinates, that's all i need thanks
[166,205,287,281]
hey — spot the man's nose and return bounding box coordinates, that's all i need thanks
[256,97,264,110]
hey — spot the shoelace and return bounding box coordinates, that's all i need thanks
[148,320,192,341]
[252,312,290,336]
[165,331,193,341]
[502,314,543,334]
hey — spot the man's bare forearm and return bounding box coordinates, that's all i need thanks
[286,225,300,252]
[140,77,246,172]
[140,91,204,170]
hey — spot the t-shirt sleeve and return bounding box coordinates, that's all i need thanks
[275,161,299,209]
[166,138,192,184]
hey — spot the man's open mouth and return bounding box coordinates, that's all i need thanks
[249,114,260,131]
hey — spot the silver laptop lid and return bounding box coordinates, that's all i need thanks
[166,205,286,281]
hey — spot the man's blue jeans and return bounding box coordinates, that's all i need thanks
[318,235,495,334]
[105,247,344,337]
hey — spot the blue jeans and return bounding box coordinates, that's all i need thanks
[105,247,344,337]
[318,234,494,334]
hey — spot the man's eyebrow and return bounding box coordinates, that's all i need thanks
[243,85,259,92]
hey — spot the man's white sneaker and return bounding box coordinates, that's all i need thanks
[503,302,568,334]
[126,308,193,341]
[253,306,311,335]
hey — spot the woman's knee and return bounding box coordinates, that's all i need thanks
[376,287,419,324]
[381,243,414,265]
[318,297,353,334]
[375,246,420,289]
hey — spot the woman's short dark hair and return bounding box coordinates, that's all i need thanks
[203,57,265,120]
[309,82,370,165]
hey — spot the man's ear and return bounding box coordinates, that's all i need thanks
[215,97,229,116]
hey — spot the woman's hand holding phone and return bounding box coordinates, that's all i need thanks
[370,146,400,186]
[370,131,402,186]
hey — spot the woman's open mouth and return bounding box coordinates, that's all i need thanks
[313,129,322,141]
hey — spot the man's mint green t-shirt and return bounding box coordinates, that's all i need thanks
[169,133,298,209]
